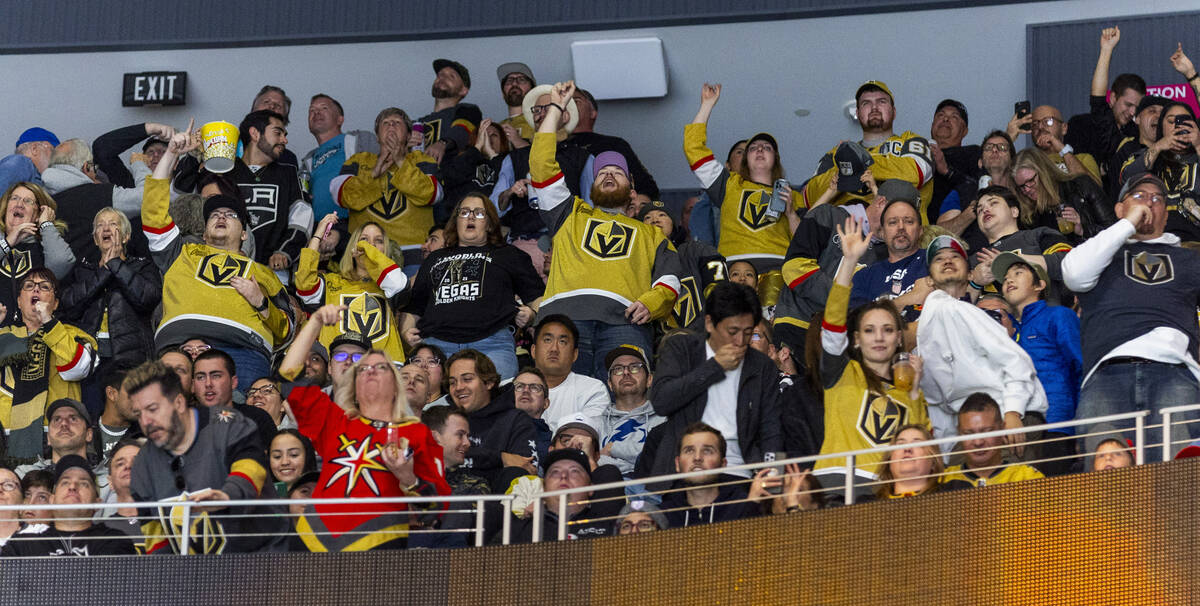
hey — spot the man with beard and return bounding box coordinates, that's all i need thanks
[1028,104,1101,182]
[529,81,681,380]
[171,110,312,270]
[802,81,935,221]
[659,423,758,527]
[496,62,535,148]
[125,360,286,553]
[594,345,663,479]
[418,59,482,165]
[915,236,1047,445]
[1063,174,1200,459]
[567,87,660,202]
[847,181,929,314]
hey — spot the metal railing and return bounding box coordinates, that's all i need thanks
[5,405,1199,553]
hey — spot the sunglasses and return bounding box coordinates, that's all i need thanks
[332,352,365,363]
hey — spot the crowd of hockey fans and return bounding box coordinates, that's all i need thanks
[0,26,1195,555]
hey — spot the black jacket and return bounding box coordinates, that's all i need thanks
[504,463,625,543]
[59,256,160,366]
[647,331,783,484]
[659,474,760,528]
[461,386,539,489]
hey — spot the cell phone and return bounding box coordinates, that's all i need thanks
[1015,101,1031,130]
[765,179,790,220]
[762,451,788,496]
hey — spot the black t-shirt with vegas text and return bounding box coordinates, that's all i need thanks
[407,244,544,343]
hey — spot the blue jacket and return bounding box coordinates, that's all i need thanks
[1015,301,1083,431]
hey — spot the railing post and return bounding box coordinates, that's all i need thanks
[557,494,568,541]
[474,498,486,547]
[1135,413,1146,465]
[502,498,512,545]
[531,496,543,544]
[1162,409,1174,463]
[843,454,856,505]
[179,501,192,555]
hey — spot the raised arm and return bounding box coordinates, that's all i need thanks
[690,83,721,125]
[278,304,344,381]
[1171,43,1200,99]
[1090,27,1121,97]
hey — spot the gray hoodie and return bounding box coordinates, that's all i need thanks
[595,400,664,478]
[41,162,149,217]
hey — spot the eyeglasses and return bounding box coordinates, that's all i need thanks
[458,208,487,219]
[171,456,186,491]
[1126,191,1166,205]
[1016,173,1039,193]
[20,281,53,293]
[357,362,393,375]
[502,75,531,86]
[332,351,365,364]
[530,104,556,118]
[1035,117,1060,128]
[208,210,240,221]
[982,143,1010,153]
[180,344,210,356]
[513,381,546,394]
[618,520,658,533]
[609,363,646,377]
[8,195,36,206]
[245,384,278,398]
[408,356,441,368]
[746,143,774,154]
[0,480,18,493]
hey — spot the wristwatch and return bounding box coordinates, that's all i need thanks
[1058,144,1074,157]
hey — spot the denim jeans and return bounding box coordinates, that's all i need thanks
[571,320,652,383]
[1077,361,1200,462]
[220,345,273,389]
[424,327,519,381]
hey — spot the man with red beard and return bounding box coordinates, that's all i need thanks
[529,81,682,381]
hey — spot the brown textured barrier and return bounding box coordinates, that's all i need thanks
[0,460,1193,605]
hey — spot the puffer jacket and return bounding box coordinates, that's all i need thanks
[1014,300,1083,431]
[59,256,161,366]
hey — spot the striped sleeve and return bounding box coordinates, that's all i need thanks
[528,132,572,212]
[45,321,96,382]
[141,177,179,251]
[294,247,325,306]
[821,281,852,355]
[683,123,725,189]
[224,458,268,500]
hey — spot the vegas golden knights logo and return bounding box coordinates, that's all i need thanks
[0,249,31,279]
[196,254,250,287]
[857,393,909,445]
[738,189,773,230]
[369,190,408,220]
[340,293,388,341]
[162,505,228,554]
[423,119,443,148]
[673,276,701,328]
[1125,250,1174,286]
[581,219,635,260]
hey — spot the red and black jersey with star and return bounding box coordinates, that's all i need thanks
[286,385,450,551]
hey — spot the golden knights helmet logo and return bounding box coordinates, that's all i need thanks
[369,190,409,221]
[340,292,388,342]
[1125,250,1174,285]
[737,189,774,231]
[161,503,228,554]
[0,249,31,279]
[672,276,701,328]
[581,218,635,260]
[857,392,909,445]
[196,254,250,287]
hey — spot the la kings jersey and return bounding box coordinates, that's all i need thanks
[529,133,682,325]
[802,131,934,221]
[684,123,802,271]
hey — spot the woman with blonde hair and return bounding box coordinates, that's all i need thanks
[295,213,408,364]
[873,424,944,500]
[277,303,451,551]
[0,181,74,324]
[1010,148,1113,240]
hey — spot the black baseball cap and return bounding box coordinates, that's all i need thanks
[46,398,91,425]
[54,454,96,486]
[542,448,591,481]
[203,194,250,227]
[936,99,969,126]
[329,331,371,353]
[834,141,875,193]
[1136,95,1169,116]
[433,59,471,89]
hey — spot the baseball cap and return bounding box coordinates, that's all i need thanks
[310,341,329,364]
[834,141,875,193]
[330,331,371,353]
[552,413,600,445]
[16,127,59,148]
[202,194,250,227]
[855,80,894,104]
[496,62,534,85]
[935,99,969,126]
[1136,95,1169,117]
[926,235,967,266]
[542,448,592,480]
[746,132,778,153]
[287,470,321,496]
[1117,172,1167,201]
[878,179,920,216]
[615,499,669,532]
[54,454,96,486]
[593,151,630,180]
[604,344,651,371]
[635,200,679,226]
[46,398,91,426]
[990,251,1049,286]
[433,59,470,88]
